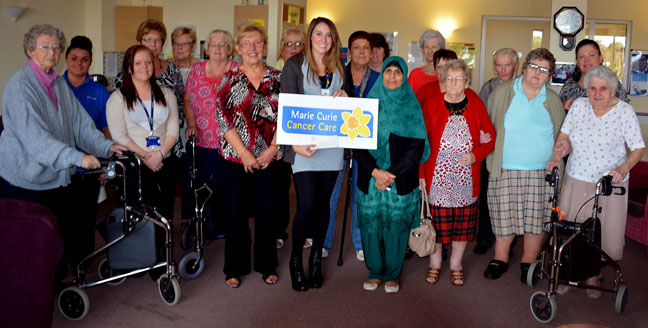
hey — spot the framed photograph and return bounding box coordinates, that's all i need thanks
[551,62,576,85]
[630,50,648,96]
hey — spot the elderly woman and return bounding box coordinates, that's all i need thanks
[106,45,179,222]
[323,30,381,261]
[215,23,282,288]
[356,56,430,293]
[0,24,122,282]
[369,33,389,73]
[560,39,629,111]
[184,29,239,234]
[419,59,496,286]
[281,17,347,292]
[274,25,305,71]
[169,26,200,84]
[547,66,645,298]
[416,49,458,106]
[483,48,565,283]
[408,29,445,94]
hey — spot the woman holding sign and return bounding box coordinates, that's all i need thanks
[355,56,430,293]
[215,23,282,288]
[281,17,347,292]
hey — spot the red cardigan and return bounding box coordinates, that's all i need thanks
[419,92,496,197]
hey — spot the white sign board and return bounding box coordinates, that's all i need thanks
[277,93,379,149]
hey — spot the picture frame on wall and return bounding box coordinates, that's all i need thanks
[630,50,648,96]
[551,61,576,86]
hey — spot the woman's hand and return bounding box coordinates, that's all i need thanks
[459,153,476,166]
[419,178,426,192]
[479,130,492,144]
[80,155,101,170]
[109,144,128,156]
[293,145,317,158]
[563,98,575,110]
[185,125,197,139]
[372,168,396,191]
[256,145,278,170]
[553,139,572,158]
[332,89,348,97]
[240,149,260,173]
[143,151,164,172]
[546,160,560,172]
[609,165,629,184]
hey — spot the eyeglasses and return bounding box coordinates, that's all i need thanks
[37,44,62,53]
[142,37,163,44]
[284,41,304,48]
[173,41,193,48]
[444,76,466,83]
[209,42,229,49]
[240,40,264,49]
[528,63,550,74]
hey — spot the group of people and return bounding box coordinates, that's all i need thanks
[0,17,644,299]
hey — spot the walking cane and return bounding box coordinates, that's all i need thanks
[337,156,353,266]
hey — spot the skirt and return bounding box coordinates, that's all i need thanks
[559,174,628,261]
[432,200,478,244]
[488,169,552,236]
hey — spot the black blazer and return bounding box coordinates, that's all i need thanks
[356,133,426,196]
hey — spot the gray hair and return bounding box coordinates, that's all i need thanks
[493,47,518,66]
[583,65,618,94]
[441,59,469,81]
[419,29,445,49]
[206,29,234,56]
[23,24,66,58]
[522,48,556,74]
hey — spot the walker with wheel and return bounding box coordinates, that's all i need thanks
[526,167,629,324]
[57,151,181,321]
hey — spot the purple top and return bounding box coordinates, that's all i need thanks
[29,59,59,107]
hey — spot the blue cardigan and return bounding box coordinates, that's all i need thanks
[0,65,113,190]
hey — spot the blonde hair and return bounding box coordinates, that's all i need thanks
[235,23,267,57]
[277,25,305,59]
[303,17,343,83]
[171,26,197,44]
[205,29,234,56]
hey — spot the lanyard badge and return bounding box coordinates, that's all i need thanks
[320,69,331,96]
[137,90,161,148]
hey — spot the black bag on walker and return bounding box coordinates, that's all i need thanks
[105,207,157,270]
[556,218,602,282]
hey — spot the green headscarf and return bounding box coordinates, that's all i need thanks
[366,56,430,168]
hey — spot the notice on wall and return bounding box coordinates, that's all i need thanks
[277,93,379,149]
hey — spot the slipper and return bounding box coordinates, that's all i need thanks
[225,276,240,288]
[483,259,508,280]
[425,267,441,284]
[363,279,382,291]
[451,269,465,286]
[263,273,278,285]
[276,239,284,249]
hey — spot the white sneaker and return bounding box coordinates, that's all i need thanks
[322,248,329,258]
[303,238,313,248]
[356,250,365,262]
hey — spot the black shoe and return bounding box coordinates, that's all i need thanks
[483,259,508,280]
[308,250,323,289]
[289,255,308,292]
[520,262,531,284]
[473,244,491,254]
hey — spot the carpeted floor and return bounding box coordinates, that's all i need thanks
[51,184,648,328]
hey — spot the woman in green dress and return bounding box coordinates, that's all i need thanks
[355,56,430,293]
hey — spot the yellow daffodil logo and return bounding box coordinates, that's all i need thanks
[341,107,371,139]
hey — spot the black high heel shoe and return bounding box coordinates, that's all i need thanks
[309,250,323,289]
[289,255,308,292]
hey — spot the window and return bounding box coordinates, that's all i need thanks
[532,30,543,50]
[584,21,631,88]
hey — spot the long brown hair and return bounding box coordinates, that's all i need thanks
[120,45,167,110]
[303,17,343,83]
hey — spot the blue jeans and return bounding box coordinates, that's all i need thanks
[323,159,362,251]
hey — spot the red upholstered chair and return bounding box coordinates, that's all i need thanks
[625,161,648,255]
[0,199,63,328]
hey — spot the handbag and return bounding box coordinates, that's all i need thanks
[408,187,436,257]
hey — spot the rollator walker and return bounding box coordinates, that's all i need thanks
[526,167,629,323]
[57,151,181,321]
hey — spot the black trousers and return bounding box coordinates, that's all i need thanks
[1,177,72,279]
[476,164,495,248]
[194,146,226,238]
[68,173,101,271]
[123,157,175,221]
[221,160,279,278]
[291,170,338,258]
[274,160,292,241]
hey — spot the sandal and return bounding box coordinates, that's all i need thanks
[263,273,279,285]
[225,276,240,288]
[425,267,441,284]
[450,269,465,286]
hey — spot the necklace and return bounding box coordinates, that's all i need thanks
[444,96,468,115]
